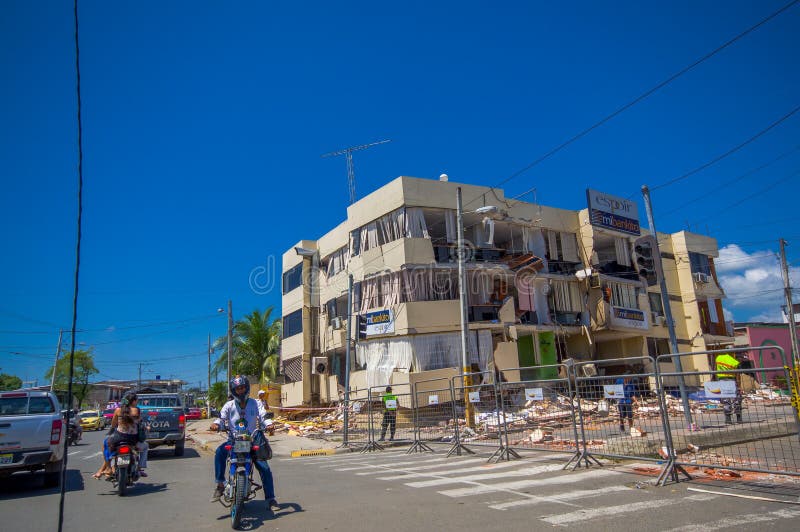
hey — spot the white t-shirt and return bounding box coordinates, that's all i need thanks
[215,398,268,434]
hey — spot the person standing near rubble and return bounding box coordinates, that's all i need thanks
[378,386,398,441]
[616,374,637,433]
[715,352,743,424]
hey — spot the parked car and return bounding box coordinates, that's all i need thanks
[0,390,65,487]
[78,410,104,431]
[102,408,115,428]
[184,407,202,420]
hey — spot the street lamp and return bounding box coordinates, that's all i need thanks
[456,188,501,430]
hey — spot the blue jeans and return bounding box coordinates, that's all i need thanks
[214,442,275,500]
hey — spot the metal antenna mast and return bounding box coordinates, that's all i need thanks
[322,139,391,204]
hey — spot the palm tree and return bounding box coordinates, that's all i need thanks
[212,307,282,384]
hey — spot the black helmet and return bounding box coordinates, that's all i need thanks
[385,386,392,393]
[229,375,250,403]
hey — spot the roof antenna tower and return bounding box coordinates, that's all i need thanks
[322,139,391,204]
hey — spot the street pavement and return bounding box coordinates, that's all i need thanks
[1,421,799,531]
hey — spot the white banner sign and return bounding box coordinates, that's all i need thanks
[524,388,544,401]
[603,384,625,399]
[704,380,737,399]
[428,395,439,406]
[468,391,481,403]
[365,309,394,336]
[609,306,649,331]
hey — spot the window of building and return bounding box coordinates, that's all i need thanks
[607,281,639,309]
[325,295,349,324]
[648,292,664,316]
[282,309,303,338]
[689,252,711,275]
[349,207,430,257]
[323,246,349,278]
[282,263,303,295]
[646,337,671,358]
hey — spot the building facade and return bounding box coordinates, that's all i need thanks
[280,176,734,406]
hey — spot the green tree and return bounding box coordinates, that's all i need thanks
[0,372,23,391]
[45,348,99,408]
[208,381,228,409]
[212,307,281,384]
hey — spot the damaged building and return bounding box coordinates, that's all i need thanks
[279,176,734,407]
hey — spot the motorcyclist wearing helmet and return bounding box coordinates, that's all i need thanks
[209,375,278,510]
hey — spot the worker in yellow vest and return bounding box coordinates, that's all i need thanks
[378,386,398,442]
[715,352,742,424]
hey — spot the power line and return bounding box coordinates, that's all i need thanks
[661,144,800,216]
[647,104,800,193]
[494,0,800,190]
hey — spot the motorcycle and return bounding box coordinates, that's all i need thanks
[112,442,140,496]
[218,420,264,529]
[62,410,82,446]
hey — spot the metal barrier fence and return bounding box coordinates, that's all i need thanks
[572,357,674,476]
[498,364,582,467]
[449,371,515,461]
[408,377,456,454]
[657,346,800,480]
[361,384,414,452]
[342,388,372,450]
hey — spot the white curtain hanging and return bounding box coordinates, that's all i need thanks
[482,218,495,247]
[615,237,631,267]
[547,231,559,260]
[560,232,579,263]
[444,209,457,243]
[404,208,429,238]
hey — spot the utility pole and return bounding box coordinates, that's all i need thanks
[341,274,354,447]
[457,187,475,429]
[50,329,63,391]
[780,239,800,368]
[227,300,233,385]
[642,185,694,429]
[321,139,391,204]
[207,332,212,396]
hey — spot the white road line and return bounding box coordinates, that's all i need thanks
[489,485,634,510]
[663,508,800,532]
[541,498,684,525]
[68,451,81,456]
[82,451,103,460]
[439,468,620,497]
[312,451,412,467]
[378,459,524,481]
[355,457,488,475]
[404,463,566,488]
[336,457,450,472]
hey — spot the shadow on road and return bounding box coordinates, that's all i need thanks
[97,481,169,497]
[215,501,304,529]
[147,448,201,460]
[0,469,84,500]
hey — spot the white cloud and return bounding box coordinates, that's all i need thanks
[715,244,798,322]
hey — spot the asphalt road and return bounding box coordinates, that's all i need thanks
[1,424,799,531]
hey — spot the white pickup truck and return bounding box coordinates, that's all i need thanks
[0,390,65,487]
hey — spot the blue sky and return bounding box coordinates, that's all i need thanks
[1,1,798,386]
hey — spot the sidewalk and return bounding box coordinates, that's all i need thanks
[186,419,351,457]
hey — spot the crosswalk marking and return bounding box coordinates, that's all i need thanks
[355,457,488,475]
[82,451,103,460]
[488,485,633,510]
[68,450,81,456]
[378,459,524,481]
[404,463,566,488]
[438,468,620,497]
[335,457,451,472]
[541,498,684,525]
[663,508,800,532]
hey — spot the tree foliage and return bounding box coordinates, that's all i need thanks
[212,307,281,384]
[45,348,99,407]
[0,373,23,391]
[208,381,228,409]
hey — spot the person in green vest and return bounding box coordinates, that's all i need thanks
[715,352,743,424]
[378,386,398,442]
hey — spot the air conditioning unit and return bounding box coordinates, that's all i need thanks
[653,315,666,326]
[589,273,601,289]
[580,364,598,377]
[331,316,344,330]
[693,272,710,284]
[312,356,329,375]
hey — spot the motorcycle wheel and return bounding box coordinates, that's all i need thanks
[231,470,246,529]
[117,466,128,496]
